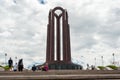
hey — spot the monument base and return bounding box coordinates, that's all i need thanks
[47,61,83,70]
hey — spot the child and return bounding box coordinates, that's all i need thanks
[13,63,17,71]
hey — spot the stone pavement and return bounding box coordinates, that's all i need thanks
[0,70,120,80]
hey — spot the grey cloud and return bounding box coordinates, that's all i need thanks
[0,0,120,67]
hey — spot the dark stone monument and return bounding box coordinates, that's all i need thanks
[46,6,82,70]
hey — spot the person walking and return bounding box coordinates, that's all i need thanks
[18,59,24,71]
[8,57,13,68]
[41,63,49,71]
[13,63,17,72]
[32,65,36,71]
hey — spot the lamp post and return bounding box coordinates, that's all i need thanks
[15,56,17,64]
[5,53,7,66]
[94,57,96,67]
[101,56,104,66]
[112,53,115,65]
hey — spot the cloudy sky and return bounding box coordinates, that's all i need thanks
[0,0,120,68]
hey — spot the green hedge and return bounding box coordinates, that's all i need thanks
[97,66,105,70]
[0,65,12,71]
[107,65,118,70]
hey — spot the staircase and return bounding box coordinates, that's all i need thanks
[0,70,120,80]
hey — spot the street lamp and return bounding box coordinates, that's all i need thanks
[15,56,17,63]
[112,53,115,65]
[101,56,104,66]
[94,57,96,67]
[5,53,7,66]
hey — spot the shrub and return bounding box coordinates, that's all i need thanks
[97,66,105,70]
[4,66,11,71]
[107,65,118,70]
[0,65,11,71]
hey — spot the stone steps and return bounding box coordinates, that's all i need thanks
[0,70,120,75]
[0,70,120,80]
[0,74,120,80]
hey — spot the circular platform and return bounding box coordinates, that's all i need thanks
[48,61,83,70]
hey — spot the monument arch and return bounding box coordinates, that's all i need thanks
[46,6,82,69]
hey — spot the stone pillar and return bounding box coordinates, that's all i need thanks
[56,17,61,61]
[46,10,51,63]
[67,24,71,63]
[50,10,54,62]
[46,24,50,62]
[65,11,71,63]
[62,11,65,62]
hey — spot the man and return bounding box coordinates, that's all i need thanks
[8,57,13,68]
[32,65,36,71]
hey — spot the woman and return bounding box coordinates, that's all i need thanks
[18,59,24,71]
